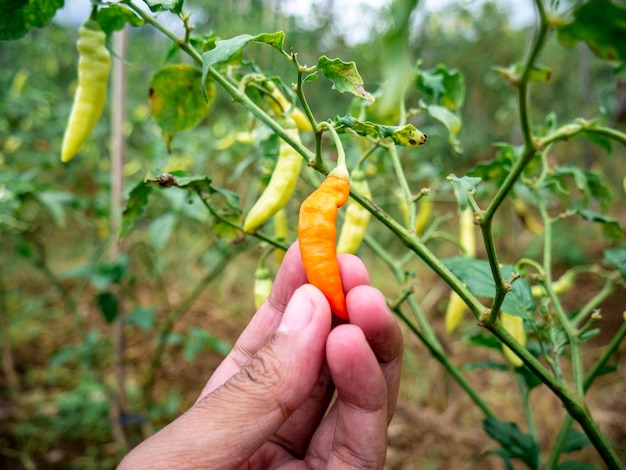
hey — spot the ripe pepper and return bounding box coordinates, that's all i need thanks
[61,17,111,162]
[500,312,526,368]
[445,206,476,332]
[243,125,302,233]
[336,169,371,254]
[253,256,273,309]
[298,165,351,320]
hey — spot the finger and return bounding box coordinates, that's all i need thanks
[119,284,332,470]
[197,242,308,400]
[312,325,389,469]
[266,254,372,454]
[346,285,403,418]
[198,246,372,401]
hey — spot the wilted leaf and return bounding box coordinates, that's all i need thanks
[557,0,626,61]
[149,64,215,147]
[333,114,427,146]
[317,56,374,102]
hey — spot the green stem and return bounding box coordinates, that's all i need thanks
[194,188,288,251]
[388,144,416,234]
[537,198,584,396]
[394,305,496,419]
[320,121,346,170]
[584,318,626,391]
[572,276,617,327]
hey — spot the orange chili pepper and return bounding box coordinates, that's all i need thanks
[298,165,351,320]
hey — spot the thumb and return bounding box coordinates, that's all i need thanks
[120,285,332,470]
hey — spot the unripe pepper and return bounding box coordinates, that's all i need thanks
[254,258,273,309]
[273,207,288,264]
[445,206,476,332]
[500,312,526,368]
[61,17,111,162]
[336,169,371,254]
[243,125,302,233]
[531,271,576,298]
[298,165,351,320]
[264,80,313,132]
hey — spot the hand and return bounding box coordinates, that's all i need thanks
[118,242,403,469]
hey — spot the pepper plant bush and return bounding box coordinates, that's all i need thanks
[3,0,626,468]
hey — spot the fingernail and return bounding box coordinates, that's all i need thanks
[277,286,314,332]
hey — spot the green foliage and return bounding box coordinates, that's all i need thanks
[0,0,64,40]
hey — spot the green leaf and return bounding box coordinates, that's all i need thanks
[149,64,215,148]
[97,4,143,34]
[317,56,374,102]
[121,180,153,237]
[149,212,177,250]
[447,174,481,211]
[515,366,543,391]
[142,0,183,14]
[201,32,285,99]
[463,360,509,372]
[557,0,626,62]
[0,0,64,41]
[562,428,593,454]
[603,247,626,281]
[183,327,231,361]
[551,165,612,211]
[442,257,536,318]
[425,104,463,154]
[333,114,427,147]
[465,332,503,350]
[97,291,119,324]
[125,305,156,332]
[483,417,540,470]
[415,64,465,110]
[35,190,74,228]
[575,208,623,241]
[555,461,597,470]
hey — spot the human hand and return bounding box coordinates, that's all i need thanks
[118,242,403,469]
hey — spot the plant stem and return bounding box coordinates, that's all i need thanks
[537,198,584,396]
[573,276,617,327]
[394,305,496,419]
[388,144,417,234]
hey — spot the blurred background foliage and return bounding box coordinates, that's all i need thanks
[1,0,625,468]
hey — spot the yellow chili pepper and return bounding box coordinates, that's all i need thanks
[61,17,111,162]
[243,125,302,233]
[273,207,288,264]
[531,271,576,298]
[264,80,313,132]
[445,206,476,332]
[500,312,526,368]
[253,258,273,309]
[398,190,432,236]
[336,169,371,254]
